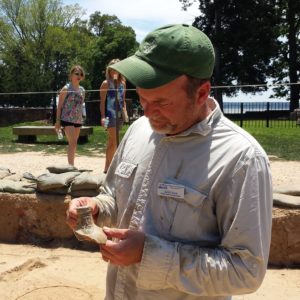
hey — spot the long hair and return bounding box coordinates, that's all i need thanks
[69,65,85,80]
[105,59,126,84]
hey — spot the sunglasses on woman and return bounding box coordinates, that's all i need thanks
[74,72,83,77]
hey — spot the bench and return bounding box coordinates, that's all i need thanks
[12,126,93,144]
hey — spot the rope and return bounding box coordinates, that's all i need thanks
[0,82,299,96]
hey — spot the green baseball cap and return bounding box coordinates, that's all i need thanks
[110,24,215,89]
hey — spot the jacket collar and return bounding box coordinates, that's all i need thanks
[174,98,222,137]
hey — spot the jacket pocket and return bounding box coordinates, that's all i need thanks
[158,178,208,241]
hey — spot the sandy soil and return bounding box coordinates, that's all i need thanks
[1,151,106,178]
[0,152,299,300]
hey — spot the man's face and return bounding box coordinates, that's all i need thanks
[137,75,205,135]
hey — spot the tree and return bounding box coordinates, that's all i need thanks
[179,0,280,110]
[271,0,300,110]
[0,3,138,108]
[0,0,85,106]
[88,12,121,37]
[85,12,138,96]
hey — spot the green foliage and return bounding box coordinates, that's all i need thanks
[0,1,138,107]
[0,0,86,106]
[190,1,280,95]
[270,1,300,110]
[85,12,138,93]
[179,0,299,110]
[179,0,197,10]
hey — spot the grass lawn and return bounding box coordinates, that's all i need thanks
[246,127,300,161]
[0,120,299,160]
[0,121,128,157]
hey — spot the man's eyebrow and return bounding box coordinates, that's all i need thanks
[154,98,169,102]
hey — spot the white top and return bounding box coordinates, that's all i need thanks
[94,98,273,300]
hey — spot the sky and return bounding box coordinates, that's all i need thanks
[63,0,200,41]
[63,0,282,101]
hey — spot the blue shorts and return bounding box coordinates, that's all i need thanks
[107,117,123,128]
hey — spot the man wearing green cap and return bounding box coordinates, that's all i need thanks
[67,24,273,299]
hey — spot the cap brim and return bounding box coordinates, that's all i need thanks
[109,55,180,89]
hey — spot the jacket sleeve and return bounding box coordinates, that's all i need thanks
[136,154,273,296]
[93,192,117,227]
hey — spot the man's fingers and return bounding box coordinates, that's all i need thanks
[100,243,116,264]
[66,211,77,229]
[101,240,119,254]
[100,231,145,266]
[102,256,110,263]
[103,227,128,239]
[67,197,98,220]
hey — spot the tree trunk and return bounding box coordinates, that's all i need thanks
[287,0,300,111]
[213,0,223,111]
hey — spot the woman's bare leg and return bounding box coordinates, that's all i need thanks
[104,127,117,173]
[64,126,81,166]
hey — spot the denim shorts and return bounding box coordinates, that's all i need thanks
[107,117,123,128]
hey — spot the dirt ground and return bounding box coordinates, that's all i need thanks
[0,152,299,300]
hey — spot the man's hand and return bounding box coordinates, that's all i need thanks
[66,197,99,229]
[101,227,145,266]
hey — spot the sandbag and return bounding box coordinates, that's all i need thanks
[37,171,81,192]
[4,173,23,182]
[22,172,37,182]
[273,187,300,196]
[70,172,105,191]
[37,186,70,195]
[0,179,36,194]
[273,192,300,208]
[70,189,100,197]
[46,164,78,174]
[0,167,13,180]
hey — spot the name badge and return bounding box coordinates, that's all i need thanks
[115,161,137,178]
[157,182,185,199]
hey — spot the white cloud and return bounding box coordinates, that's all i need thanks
[64,0,200,41]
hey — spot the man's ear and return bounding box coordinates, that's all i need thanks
[196,81,211,105]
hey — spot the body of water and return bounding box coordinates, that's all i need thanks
[223,101,291,114]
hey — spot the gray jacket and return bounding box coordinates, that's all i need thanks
[94,98,273,300]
